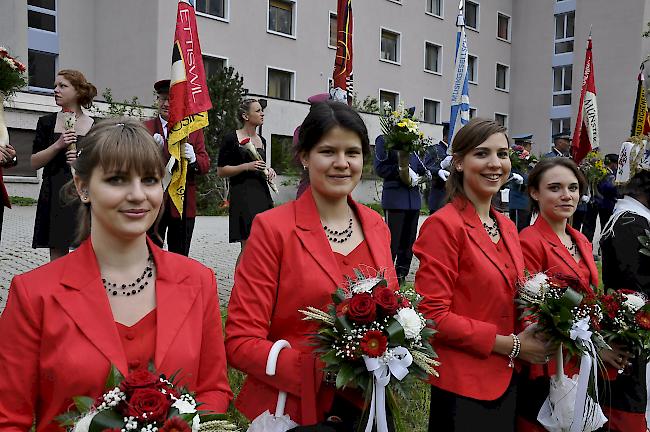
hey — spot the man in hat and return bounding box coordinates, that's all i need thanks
[423,121,450,214]
[545,130,572,158]
[144,79,210,256]
[509,134,534,231]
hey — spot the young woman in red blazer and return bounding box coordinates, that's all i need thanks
[413,118,553,431]
[225,101,398,429]
[0,119,232,431]
[516,157,623,431]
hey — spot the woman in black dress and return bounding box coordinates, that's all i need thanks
[217,98,274,265]
[30,69,96,261]
[598,141,650,432]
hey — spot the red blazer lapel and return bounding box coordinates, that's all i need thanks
[55,239,128,374]
[535,217,581,280]
[294,189,341,287]
[567,224,599,287]
[456,199,513,285]
[350,199,394,279]
[495,211,524,278]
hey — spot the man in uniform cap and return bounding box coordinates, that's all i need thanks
[545,130,571,158]
[143,79,210,256]
[509,134,534,231]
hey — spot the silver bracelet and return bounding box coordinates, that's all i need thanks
[508,333,520,368]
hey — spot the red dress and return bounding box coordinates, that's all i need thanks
[116,310,157,372]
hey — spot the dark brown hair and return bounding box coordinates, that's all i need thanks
[445,118,509,202]
[526,157,587,213]
[63,118,165,243]
[57,69,98,109]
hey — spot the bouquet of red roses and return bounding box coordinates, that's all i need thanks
[300,268,438,432]
[599,289,650,359]
[509,144,538,173]
[57,366,237,432]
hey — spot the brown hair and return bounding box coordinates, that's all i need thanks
[238,98,260,125]
[63,118,165,243]
[445,118,509,202]
[527,157,587,213]
[57,69,98,109]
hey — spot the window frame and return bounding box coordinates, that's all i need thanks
[554,11,575,54]
[425,0,444,19]
[496,11,511,42]
[465,0,480,31]
[495,62,510,92]
[379,88,400,111]
[423,98,441,124]
[551,117,572,138]
[469,107,478,119]
[468,53,478,85]
[552,65,572,106]
[195,0,229,22]
[424,40,443,75]
[494,112,508,128]
[266,65,296,100]
[27,0,57,34]
[202,53,228,79]
[379,27,402,65]
[328,10,337,49]
[267,0,297,39]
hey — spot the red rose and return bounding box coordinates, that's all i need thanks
[239,137,251,145]
[636,311,650,330]
[126,388,170,422]
[397,295,411,309]
[120,369,160,394]
[102,429,122,432]
[601,295,620,319]
[373,286,399,316]
[347,293,377,323]
[336,299,351,317]
[160,417,192,432]
[360,330,388,357]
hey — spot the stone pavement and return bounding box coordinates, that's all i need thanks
[0,204,420,312]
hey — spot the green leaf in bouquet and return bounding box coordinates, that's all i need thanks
[558,288,583,310]
[336,363,357,389]
[55,410,81,427]
[321,349,339,365]
[386,318,406,345]
[73,396,96,414]
[332,288,347,304]
[89,409,124,432]
[353,268,365,280]
[200,413,228,423]
[335,315,354,334]
[104,364,124,390]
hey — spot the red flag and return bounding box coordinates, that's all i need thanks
[167,0,211,216]
[332,0,353,104]
[571,36,599,164]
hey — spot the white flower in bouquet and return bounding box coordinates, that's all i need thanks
[349,276,382,294]
[519,272,550,303]
[623,292,646,313]
[395,308,425,340]
[71,411,97,432]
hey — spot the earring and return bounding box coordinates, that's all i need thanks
[303,165,308,170]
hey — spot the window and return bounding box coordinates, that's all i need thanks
[267,68,294,100]
[196,0,226,19]
[468,55,478,83]
[203,55,226,79]
[469,107,477,118]
[554,12,574,54]
[424,42,441,73]
[28,0,55,10]
[380,29,400,63]
[496,63,509,91]
[494,113,508,127]
[268,0,294,36]
[270,134,295,175]
[329,12,337,48]
[497,13,510,41]
[379,90,399,110]
[28,50,57,89]
[423,99,440,123]
[28,0,56,32]
[465,1,479,30]
[553,65,572,106]
[552,118,571,137]
[426,0,443,17]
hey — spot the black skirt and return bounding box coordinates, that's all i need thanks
[429,377,517,432]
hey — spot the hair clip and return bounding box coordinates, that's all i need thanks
[115,123,125,127]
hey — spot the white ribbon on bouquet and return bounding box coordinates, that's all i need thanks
[363,346,413,432]
[569,317,607,432]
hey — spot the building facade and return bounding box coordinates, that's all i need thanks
[1,0,649,183]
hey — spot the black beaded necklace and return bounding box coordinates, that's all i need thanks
[482,215,500,238]
[322,214,354,243]
[565,239,578,257]
[103,254,154,297]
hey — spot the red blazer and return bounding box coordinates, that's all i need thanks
[519,216,599,379]
[412,197,524,401]
[0,238,232,432]
[143,117,210,218]
[225,188,398,425]
[519,216,599,290]
[1,166,10,208]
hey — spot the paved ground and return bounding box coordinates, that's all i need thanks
[0,204,421,312]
